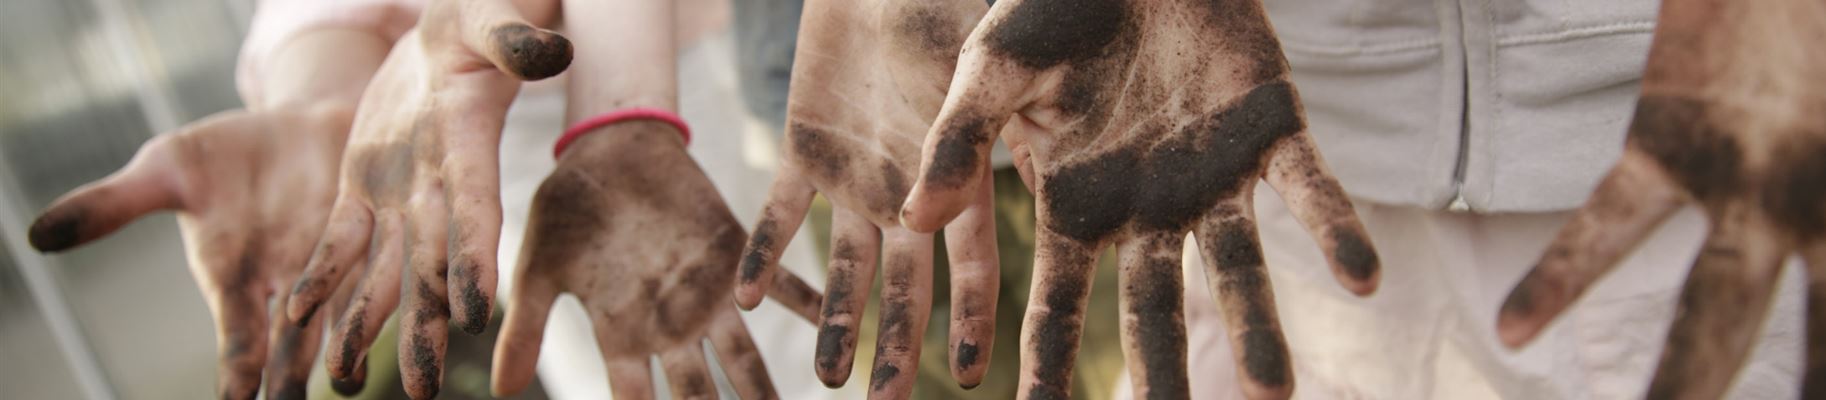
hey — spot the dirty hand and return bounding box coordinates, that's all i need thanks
[489,120,826,399]
[1496,0,1826,397]
[278,0,571,397]
[727,0,1002,397]
[28,105,355,399]
[897,0,1383,399]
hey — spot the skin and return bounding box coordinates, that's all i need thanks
[489,0,823,398]
[898,0,1383,399]
[729,0,1005,398]
[1495,0,1826,398]
[23,22,396,400]
[281,0,571,398]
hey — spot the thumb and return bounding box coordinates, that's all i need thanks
[900,39,1039,233]
[29,131,190,252]
[440,0,572,80]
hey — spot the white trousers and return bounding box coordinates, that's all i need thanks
[1119,186,1806,400]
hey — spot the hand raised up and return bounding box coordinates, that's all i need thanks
[729,0,1003,397]
[1496,0,1826,397]
[280,0,570,397]
[28,105,355,399]
[899,1,1382,398]
[491,122,826,399]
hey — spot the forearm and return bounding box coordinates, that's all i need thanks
[561,0,679,121]
[257,28,393,112]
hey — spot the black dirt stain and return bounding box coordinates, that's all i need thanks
[354,144,415,205]
[1331,229,1378,281]
[1056,68,1104,116]
[985,0,1129,69]
[1500,269,1541,318]
[876,161,912,216]
[1030,249,1090,399]
[1213,221,1263,268]
[925,116,991,190]
[899,5,961,55]
[790,123,852,183]
[1042,82,1304,243]
[409,334,441,398]
[26,206,82,252]
[1763,137,1826,240]
[739,219,777,283]
[1195,0,1291,84]
[330,374,365,397]
[870,363,901,392]
[815,324,851,374]
[490,24,572,80]
[680,372,710,397]
[1239,328,1289,387]
[1630,96,1743,202]
[824,241,859,318]
[453,260,489,335]
[955,341,982,369]
[271,380,306,400]
[336,307,367,379]
[1131,255,1189,399]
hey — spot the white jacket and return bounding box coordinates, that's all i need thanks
[1269,0,1659,212]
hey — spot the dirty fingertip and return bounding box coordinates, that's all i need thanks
[26,208,82,253]
[489,24,572,80]
[451,261,493,335]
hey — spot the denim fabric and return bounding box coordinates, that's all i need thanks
[729,0,803,131]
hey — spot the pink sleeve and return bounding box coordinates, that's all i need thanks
[234,0,427,107]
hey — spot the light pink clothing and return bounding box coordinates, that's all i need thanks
[234,0,425,107]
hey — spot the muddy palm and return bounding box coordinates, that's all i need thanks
[899,0,1382,399]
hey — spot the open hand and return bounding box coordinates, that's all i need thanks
[28,105,355,399]
[279,0,571,397]
[728,0,1003,397]
[490,122,826,399]
[898,1,1382,398]
[1496,0,1826,397]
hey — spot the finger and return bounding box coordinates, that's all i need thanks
[28,133,183,252]
[900,40,1039,233]
[768,265,825,324]
[290,197,377,323]
[444,0,572,80]
[605,358,657,400]
[815,208,880,386]
[1497,151,1684,347]
[659,340,717,400]
[1263,132,1379,295]
[1115,232,1190,399]
[943,167,999,388]
[208,286,271,400]
[263,288,328,400]
[398,194,453,399]
[1644,216,1788,399]
[490,267,559,397]
[1193,194,1293,400]
[1017,227,1101,400]
[736,172,816,309]
[709,308,780,400]
[1804,241,1826,398]
[444,141,504,335]
[325,212,405,395]
[868,230,936,399]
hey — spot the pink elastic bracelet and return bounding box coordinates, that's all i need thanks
[553,107,692,159]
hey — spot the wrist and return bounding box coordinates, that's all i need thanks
[554,108,691,159]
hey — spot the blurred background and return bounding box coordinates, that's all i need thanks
[0,0,251,398]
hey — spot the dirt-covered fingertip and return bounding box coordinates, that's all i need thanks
[27,208,82,253]
[489,24,571,80]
